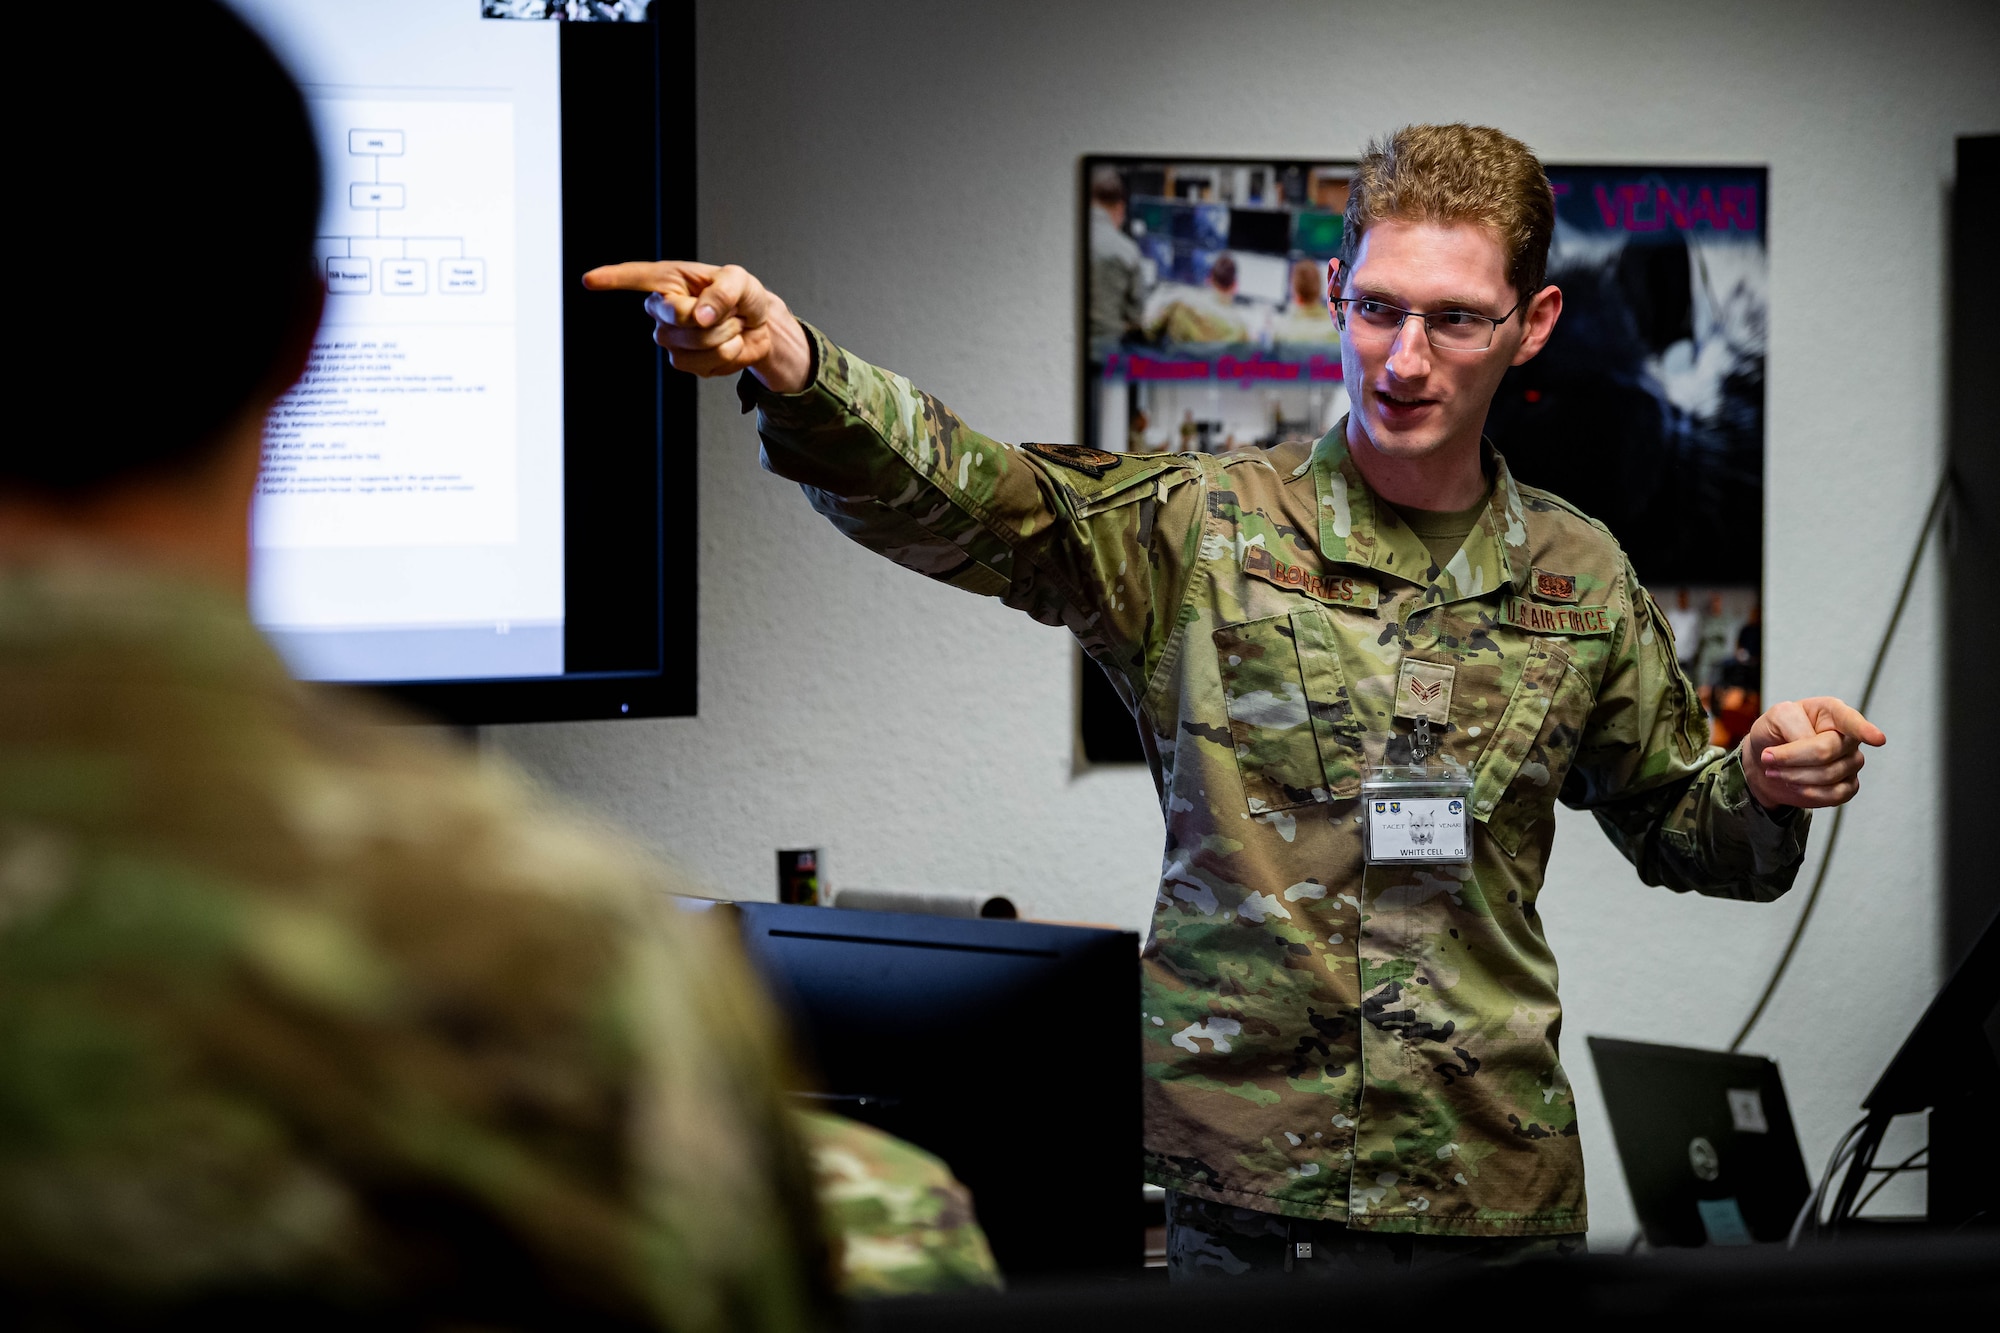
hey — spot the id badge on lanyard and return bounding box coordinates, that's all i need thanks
[1363,765,1473,864]
[1363,657,1472,865]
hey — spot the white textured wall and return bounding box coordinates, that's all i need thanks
[490,0,2000,1246]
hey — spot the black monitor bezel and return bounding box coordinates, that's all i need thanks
[355,12,692,727]
[724,900,1143,1279]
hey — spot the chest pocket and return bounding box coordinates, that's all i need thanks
[1471,639,1593,855]
[1214,609,1359,814]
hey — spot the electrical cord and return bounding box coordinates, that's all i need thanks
[1789,1114,1869,1248]
[1729,471,1953,1053]
[1826,1115,1889,1230]
[1849,1146,1930,1219]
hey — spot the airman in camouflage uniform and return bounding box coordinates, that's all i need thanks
[586,127,1878,1270]
[0,558,997,1322]
[729,326,1807,1240]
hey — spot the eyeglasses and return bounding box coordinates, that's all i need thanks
[1331,293,1526,353]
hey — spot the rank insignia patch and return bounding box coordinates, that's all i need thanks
[1394,658,1456,724]
[1023,442,1123,478]
[1532,569,1580,602]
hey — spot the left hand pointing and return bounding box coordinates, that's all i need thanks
[1741,696,1887,811]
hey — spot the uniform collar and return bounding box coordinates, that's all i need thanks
[1306,420,1533,604]
[0,550,298,701]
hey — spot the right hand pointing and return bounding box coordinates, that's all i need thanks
[581,260,813,394]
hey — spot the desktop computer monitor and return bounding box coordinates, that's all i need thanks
[724,901,1142,1280]
[231,1,691,723]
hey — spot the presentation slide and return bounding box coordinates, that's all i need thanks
[234,0,566,682]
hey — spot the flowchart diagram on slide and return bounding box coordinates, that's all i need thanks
[325,128,482,296]
[265,98,521,551]
[311,99,514,309]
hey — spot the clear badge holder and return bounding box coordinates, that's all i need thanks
[1362,752,1473,865]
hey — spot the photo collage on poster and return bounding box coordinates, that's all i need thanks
[1084,158,1354,459]
[1080,157,1768,759]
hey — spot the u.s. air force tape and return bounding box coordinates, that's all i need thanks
[1501,596,1615,635]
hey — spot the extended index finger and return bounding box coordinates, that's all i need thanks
[1763,698,1887,768]
[1808,696,1888,748]
[581,259,717,296]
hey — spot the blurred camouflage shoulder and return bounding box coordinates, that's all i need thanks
[0,559,829,1329]
[796,1109,1002,1299]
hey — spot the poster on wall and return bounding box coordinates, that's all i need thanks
[1082,156,1355,459]
[1487,165,1768,750]
[1078,156,1768,761]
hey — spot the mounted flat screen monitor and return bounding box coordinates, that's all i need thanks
[232,1,690,724]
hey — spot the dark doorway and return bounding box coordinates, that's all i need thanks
[1947,135,2000,972]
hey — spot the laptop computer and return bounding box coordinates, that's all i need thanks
[1588,1036,1813,1246]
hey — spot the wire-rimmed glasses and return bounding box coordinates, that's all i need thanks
[1331,293,1526,353]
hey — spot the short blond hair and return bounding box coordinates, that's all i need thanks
[1338,124,1555,299]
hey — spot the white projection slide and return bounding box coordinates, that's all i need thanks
[235,0,566,681]
[260,98,518,549]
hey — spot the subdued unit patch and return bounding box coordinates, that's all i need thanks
[1531,569,1580,602]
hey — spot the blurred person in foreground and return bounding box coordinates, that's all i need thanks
[0,3,993,1324]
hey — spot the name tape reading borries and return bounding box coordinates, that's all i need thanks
[1243,547,1381,608]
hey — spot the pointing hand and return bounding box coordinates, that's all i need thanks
[1741,696,1886,810]
[580,260,813,394]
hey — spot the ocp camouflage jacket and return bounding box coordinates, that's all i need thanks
[0,556,991,1318]
[748,328,1809,1237]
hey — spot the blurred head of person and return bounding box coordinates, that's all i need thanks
[1090,166,1128,228]
[1328,123,1562,471]
[1290,258,1325,310]
[1207,253,1238,297]
[5,0,324,589]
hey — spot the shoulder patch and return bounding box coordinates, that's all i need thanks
[1023,442,1123,478]
[1501,597,1616,637]
[1531,569,1580,603]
